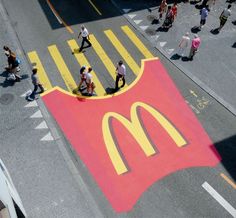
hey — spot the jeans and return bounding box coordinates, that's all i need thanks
[79,37,92,52]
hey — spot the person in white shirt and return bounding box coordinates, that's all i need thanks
[218,4,231,31]
[78,25,92,52]
[178,32,190,57]
[85,67,95,96]
[115,60,126,91]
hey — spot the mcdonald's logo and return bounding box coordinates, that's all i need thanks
[42,58,221,212]
[102,101,187,175]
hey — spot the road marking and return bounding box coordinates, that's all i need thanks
[28,51,53,90]
[87,0,102,15]
[190,90,198,98]
[128,14,136,19]
[48,45,77,93]
[67,39,105,96]
[30,110,43,118]
[220,173,236,189]
[104,29,140,75]
[140,25,148,31]
[24,101,38,108]
[160,42,167,47]
[89,34,127,88]
[41,132,54,141]
[46,0,74,34]
[35,121,48,129]
[121,25,154,59]
[134,20,142,24]
[20,90,32,97]
[166,48,175,55]
[202,182,236,217]
[123,9,131,13]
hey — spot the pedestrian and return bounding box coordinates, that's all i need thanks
[28,67,44,101]
[115,60,126,91]
[85,67,95,96]
[178,32,190,57]
[78,65,87,91]
[199,6,209,30]
[78,25,92,52]
[172,2,178,21]
[162,6,174,29]
[189,34,201,60]
[158,0,167,20]
[218,4,231,32]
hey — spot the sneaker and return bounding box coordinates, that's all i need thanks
[27,96,34,101]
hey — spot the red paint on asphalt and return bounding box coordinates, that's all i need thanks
[42,59,221,212]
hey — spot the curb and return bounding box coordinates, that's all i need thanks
[110,0,236,116]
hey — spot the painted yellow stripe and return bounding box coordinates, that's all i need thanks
[48,45,77,92]
[104,30,140,76]
[28,51,52,90]
[87,0,102,15]
[121,25,154,59]
[220,173,236,189]
[90,34,127,88]
[67,39,105,96]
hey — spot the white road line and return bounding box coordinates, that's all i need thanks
[134,20,142,24]
[123,8,131,13]
[46,0,62,24]
[128,14,136,19]
[140,25,148,31]
[202,182,236,217]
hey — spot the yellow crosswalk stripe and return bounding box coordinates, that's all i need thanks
[90,34,127,88]
[121,25,154,59]
[27,51,52,90]
[104,29,140,75]
[67,39,105,96]
[48,45,77,92]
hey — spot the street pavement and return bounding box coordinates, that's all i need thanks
[0,0,235,217]
[111,0,236,115]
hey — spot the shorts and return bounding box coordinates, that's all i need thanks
[200,19,206,25]
[220,16,227,26]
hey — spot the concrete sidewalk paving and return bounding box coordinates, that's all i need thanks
[111,0,236,115]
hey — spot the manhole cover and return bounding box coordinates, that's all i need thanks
[0,93,14,105]
[147,15,158,22]
[145,27,157,36]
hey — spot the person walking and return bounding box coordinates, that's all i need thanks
[218,4,231,32]
[162,6,174,29]
[178,32,190,57]
[158,0,167,20]
[85,67,95,96]
[28,67,44,101]
[189,34,201,60]
[78,65,87,91]
[172,2,178,21]
[78,25,92,52]
[115,60,126,91]
[199,6,209,30]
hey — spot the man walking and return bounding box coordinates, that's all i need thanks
[78,25,92,52]
[178,32,190,57]
[218,4,231,32]
[189,34,201,60]
[28,67,44,101]
[199,6,209,30]
[115,60,126,91]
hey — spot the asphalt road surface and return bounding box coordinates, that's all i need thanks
[0,0,235,217]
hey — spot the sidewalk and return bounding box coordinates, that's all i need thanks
[111,0,236,115]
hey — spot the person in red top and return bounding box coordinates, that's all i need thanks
[159,0,167,20]
[172,2,178,20]
[162,6,174,29]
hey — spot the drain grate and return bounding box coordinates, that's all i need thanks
[0,93,14,105]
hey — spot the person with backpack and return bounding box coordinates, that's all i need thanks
[115,60,126,91]
[162,6,174,29]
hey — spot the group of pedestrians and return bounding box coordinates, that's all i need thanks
[76,25,127,95]
[157,0,233,60]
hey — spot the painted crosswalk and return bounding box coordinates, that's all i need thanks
[27,25,154,96]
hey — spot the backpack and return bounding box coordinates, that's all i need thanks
[15,57,21,66]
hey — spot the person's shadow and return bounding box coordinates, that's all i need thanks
[191,26,201,33]
[0,70,28,87]
[210,28,220,35]
[232,42,236,48]
[156,26,169,32]
[170,53,181,60]
[105,87,117,95]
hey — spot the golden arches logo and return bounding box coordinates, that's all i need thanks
[102,102,187,175]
